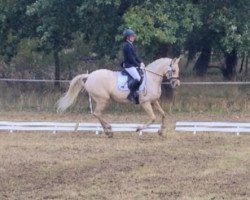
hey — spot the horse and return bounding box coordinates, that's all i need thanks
[57,57,181,137]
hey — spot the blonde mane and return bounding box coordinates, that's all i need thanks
[146,58,172,70]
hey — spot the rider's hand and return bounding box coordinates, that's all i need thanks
[140,62,145,69]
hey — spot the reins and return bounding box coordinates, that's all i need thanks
[144,69,164,77]
[144,68,180,81]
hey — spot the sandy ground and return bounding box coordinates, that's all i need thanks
[0,112,250,200]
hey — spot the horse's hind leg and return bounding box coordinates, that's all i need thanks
[153,100,166,136]
[93,100,113,138]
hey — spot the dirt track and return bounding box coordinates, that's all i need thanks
[0,112,250,200]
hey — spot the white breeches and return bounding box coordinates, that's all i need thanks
[125,67,141,81]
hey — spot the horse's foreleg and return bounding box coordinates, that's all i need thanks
[153,100,166,136]
[136,102,156,132]
[93,101,113,138]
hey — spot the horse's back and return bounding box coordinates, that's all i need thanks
[87,69,116,83]
[85,69,116,97]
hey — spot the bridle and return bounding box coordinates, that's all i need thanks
[144,59,180,81]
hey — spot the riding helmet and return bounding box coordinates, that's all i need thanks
[123,28,136,39]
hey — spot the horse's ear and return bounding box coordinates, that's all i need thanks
[173,57,181,64]
[172,58,177,63]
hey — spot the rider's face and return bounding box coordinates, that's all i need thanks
[128,35,135,43]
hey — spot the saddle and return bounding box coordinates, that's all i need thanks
[121,67,144,90]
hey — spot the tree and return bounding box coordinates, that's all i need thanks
[77,0,125,58]
[0,0,36,62]
[187,0,250,79]
[26,0,82,86]
[120,0,201,59]
[1,0,249,82]
[0,1,13,62]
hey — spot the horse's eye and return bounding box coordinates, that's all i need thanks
[172,69,176,73]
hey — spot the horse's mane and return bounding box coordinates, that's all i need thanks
[146,58,172,70]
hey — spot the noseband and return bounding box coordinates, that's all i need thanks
[165,60,180,81]
[168,76,180,81]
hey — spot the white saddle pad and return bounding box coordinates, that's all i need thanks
[117,72,145,92]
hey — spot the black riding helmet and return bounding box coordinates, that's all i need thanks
[123,28,136,41]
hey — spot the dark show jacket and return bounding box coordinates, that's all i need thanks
[122,41,141,68]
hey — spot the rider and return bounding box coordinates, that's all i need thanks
[122,28,145,104]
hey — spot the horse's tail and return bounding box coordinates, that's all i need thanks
[57,74,89,113]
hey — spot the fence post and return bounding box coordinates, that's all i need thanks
[74,123,79,132]
[236,126,240,136]
[53,126,57,134]
[193,125,197,135]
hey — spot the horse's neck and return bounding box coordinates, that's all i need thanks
[144,58,170,91]
[146,58,170,75]
[145,58,168,80]
[145,70,163,85]
[144,69,163,94]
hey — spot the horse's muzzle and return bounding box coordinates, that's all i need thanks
[170,78,180,88]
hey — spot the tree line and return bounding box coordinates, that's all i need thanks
[0,0,249,84]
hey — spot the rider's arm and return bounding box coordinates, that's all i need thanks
[135,53,142,64]
[132,45,144,68]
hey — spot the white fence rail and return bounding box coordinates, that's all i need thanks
[1,121,250,136]
[0,121,161,135]
[176,121,250,135]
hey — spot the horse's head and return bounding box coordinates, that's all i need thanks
[166,57,180,88]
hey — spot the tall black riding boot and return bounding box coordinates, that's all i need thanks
[127,79,140,104]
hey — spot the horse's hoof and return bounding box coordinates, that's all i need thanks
[158,130,163,136]
[104,128,113,138]
[104,127,112,136]
[136,127,142,132]
[107,132,113,138]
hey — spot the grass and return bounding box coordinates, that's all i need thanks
[0,82,249,114]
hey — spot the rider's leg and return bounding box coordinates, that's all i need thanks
[124,67,141,81]
[124,67,141,104]
[127,79,140,103]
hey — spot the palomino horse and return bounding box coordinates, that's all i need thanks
[57,57,180,137]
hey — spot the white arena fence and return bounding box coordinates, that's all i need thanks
[1,121,250,136]
[0,121,161,135]
[176,121,250,136]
